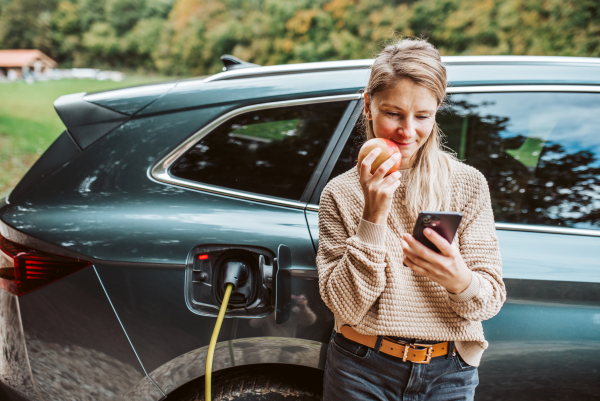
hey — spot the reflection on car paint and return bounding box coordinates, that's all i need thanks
[149,336,326,395]
[0,290,41,400]
[17,267,150,400]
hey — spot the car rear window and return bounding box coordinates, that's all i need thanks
[440,92,600,230]
[170,101,350,201]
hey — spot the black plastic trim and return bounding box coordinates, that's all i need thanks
[54,92,130,149]
[308,99,364,205]
[300,100,357,203]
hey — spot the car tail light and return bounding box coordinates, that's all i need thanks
[0,234,91,296]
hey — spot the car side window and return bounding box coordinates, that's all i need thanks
[170,101,351,201]
[439,92,600,230]
[329,123,366,181]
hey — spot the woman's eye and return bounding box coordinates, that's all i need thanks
[387,112,400,117]
[417,115,431,120]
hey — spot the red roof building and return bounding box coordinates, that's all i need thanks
[0,49,57,80]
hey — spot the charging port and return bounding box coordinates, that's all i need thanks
[185,244,275,318]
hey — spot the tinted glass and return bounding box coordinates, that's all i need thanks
[329,123,366,181]
[439,92,600,230]
[171,101,350,201]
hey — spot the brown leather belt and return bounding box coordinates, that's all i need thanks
[339,325,450,364]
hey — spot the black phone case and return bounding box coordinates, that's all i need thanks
[412,212,463,253]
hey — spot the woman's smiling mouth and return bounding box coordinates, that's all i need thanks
[393,140,414,147]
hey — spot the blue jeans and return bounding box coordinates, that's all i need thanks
[323,330,478,401]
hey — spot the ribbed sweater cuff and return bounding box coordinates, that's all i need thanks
[355,218,386,247]
[448,273,480,303]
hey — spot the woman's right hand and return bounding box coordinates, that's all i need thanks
[357,147,402,225]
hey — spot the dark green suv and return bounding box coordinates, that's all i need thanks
[1,56,600,400]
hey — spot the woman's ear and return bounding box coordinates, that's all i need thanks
[364,92,372,120]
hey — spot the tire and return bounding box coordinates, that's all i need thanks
[171,365,323,401]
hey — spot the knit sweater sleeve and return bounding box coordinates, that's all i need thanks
[447,171,506,321]
[316,185,388,326]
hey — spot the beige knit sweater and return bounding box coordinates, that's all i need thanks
[316,159,506,367]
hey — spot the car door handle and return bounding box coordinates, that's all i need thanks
[274,244,292,324]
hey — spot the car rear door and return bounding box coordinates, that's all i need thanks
[92,94,360,394]
[306,88,600,400]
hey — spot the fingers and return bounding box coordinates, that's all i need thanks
[402,238,435,271]
[358,147,382,177]
[382,170,401,187]
[402,253,430,276]
[403,250,430,272]
[423,228,454,256]
[402,233,442,265]
[372,153,401,180]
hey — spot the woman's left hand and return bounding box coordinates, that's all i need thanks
[402,229,472,294]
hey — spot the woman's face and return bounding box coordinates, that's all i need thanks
[364,78,439,169]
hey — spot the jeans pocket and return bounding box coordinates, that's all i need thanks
[454,352,476,370]
[331,332,370,359]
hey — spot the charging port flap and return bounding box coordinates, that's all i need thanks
[275,244,292,324]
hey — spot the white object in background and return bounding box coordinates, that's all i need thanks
[7,70,17,81]
[96,71,125,82]
[71,68,100,79]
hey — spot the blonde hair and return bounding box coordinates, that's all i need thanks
[363,38,455,218]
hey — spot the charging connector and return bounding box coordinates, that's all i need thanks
[206,260,251,400]
[220,260,248,292]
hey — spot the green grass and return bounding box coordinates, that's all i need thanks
[0,76,176,197]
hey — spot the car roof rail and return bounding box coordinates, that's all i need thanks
[205,55,600,83]
[220,55,260,72]
[205,59,373,82]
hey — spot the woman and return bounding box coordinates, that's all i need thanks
[316,38,506,400]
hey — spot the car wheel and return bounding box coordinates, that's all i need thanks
[171,366,323,401]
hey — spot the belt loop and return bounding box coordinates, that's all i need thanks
[446,341,455,359]
[374,335,383,354]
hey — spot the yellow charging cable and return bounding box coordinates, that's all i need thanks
[205,283,233,401]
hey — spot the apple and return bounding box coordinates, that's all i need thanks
[357,138,401,176]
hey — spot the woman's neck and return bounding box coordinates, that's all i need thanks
[399,167,411,185]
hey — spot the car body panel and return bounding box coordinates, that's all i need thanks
[497,230,600,283]
[0,290,41,401]
[115,375,167,401]
[478,284,600,400]
[17,266,151,401]
[92,195,330,388]
[8,131,81,204]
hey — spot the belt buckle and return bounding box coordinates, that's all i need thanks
[411,343,434,364]
[383,337,412,363]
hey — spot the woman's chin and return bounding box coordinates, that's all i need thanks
[398,148,413,159]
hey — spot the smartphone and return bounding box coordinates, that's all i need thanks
[412,212,463,253]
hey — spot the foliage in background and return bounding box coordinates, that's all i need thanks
[1,0,599,76]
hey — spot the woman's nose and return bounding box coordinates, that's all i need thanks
[397,117,416,138]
